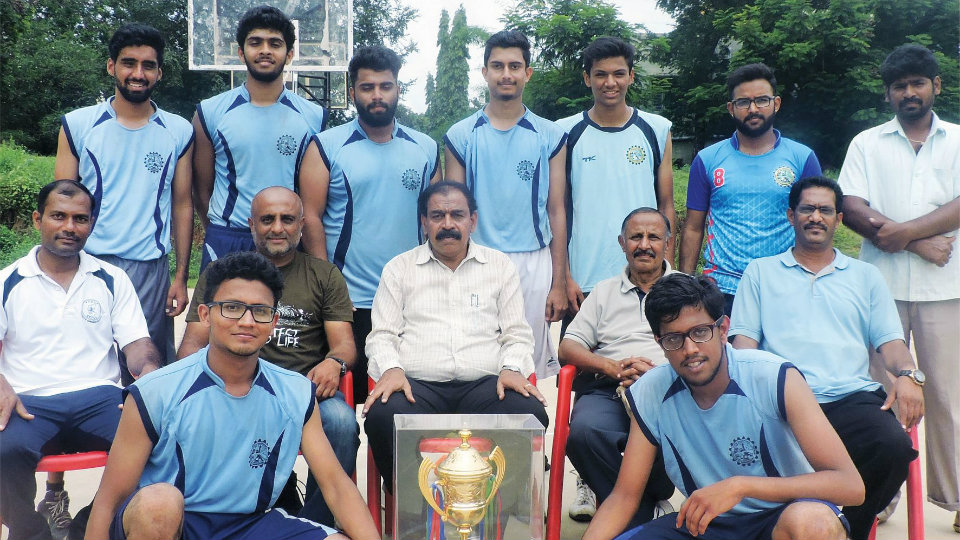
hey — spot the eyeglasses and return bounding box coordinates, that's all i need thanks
[731,96,775,109]
[207,301,277,323]
[657,317,724,351]
[795,204,837,217]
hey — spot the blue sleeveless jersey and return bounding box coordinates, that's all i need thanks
[315,119,439,309]
[197,85,327,227]
[126,348,315,513]
[444,108,567,253]
[62,98,193,260]
[625,345,814,516]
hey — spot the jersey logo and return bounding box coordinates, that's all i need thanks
[625,145,647,165]
[81,299,102,323]
[773,166,795,187]
[582,155,596,162]
[516,160,535,183]
[401,168,420,190]
[713,168,725,187]
[143,152,164,174]
[729,436,759,467]
[276,135,297,156]
[249,438,271,468]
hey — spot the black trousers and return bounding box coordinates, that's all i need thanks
[350,308,372,404]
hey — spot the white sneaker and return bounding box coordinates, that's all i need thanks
[568,473,596,522]
[877,491,900,524]
[653,499,674,519]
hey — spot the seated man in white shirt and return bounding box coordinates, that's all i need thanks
[362,180,550,495]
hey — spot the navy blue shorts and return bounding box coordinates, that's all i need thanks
[200,223,255,272]
[110,487,337,540]
[615,498,849,540]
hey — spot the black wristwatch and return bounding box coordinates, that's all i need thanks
[328,356,347,377]
[896,368,926,387]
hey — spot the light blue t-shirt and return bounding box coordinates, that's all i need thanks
[444,108,567,253]
[197,85,327,227]
[62,98,193,260]
[315,119,439,309]
[556,109,672,292]
[730,248,903,402]
[625,345,814,516]
[686,131,822,294]
[126,348,314,514]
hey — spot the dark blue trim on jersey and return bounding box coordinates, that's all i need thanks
[153,116,167,128]
[531,159,546,249]
[320,109,328,132]
[662,377,686,402]
[517,117,537,132]
[226,94,247,114]
[125,386,160,446]
[196,105,213,142]
[758,425,782,477]
[152,154,171,254]
[777,363,798,422]
[397,127,416,144]
[279,94,299,113]
[666,436,698,495]
[685,156,710,212]
[429,146,440,179]
[218,132,240,224]
[93,111,113,128]
[255,431,285,512]
[254,372,277,396]
[174,442,186,492]
[443,135,465,168]
[343,130,365,147]
[800,153,823,179]
[723,379,746,397]
[180,371,216,404]
[178,133,196,159]
[332,174,354,271]
[635,413,659,448]
[293,133,310,193]
[61,116,79,160]
[549,133,568,159]
[2,270,25,307]
[305,384,317,425]
[91,268,115,296]
[314,136,331,171]
[472,116,487,130]
[86,149,104,224]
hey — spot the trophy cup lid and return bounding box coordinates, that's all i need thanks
[435,429,492,480]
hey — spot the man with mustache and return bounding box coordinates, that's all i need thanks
[193,5,327,272]
[299,45,440,404]
[678,63,822,316]
[560,208,676,524]
[729,176,924,540]
[838,44,960,533]
[177,187,357,527]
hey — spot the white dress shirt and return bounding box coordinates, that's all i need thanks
[366,242,535,382]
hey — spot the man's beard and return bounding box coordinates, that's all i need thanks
[245,56,285,83]
[896,96,932,122]
[735,110,776,138]
[356,99,398,128]
[115,77,155,104]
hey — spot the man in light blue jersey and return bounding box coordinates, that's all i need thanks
[730,176,923,540]
[85,252,378,540]
[583,273,863,540]
[300,45,440,404]
[556,37,675,333]
[445,30,569,378]
[677,63,821,316]
[194,6,327,272]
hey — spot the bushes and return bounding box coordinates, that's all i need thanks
[0,141,54,226]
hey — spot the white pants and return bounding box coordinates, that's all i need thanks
[507,247,560,378]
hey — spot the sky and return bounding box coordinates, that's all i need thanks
[397,0,675,113]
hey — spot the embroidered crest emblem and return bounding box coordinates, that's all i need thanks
[276,135,297,156]
[143,152,163,174]
[625,145,647,165]
[249,438,270,468]
[773,166,795,187]
[401,168,420,191]
[81,299,102,323]
[729,436,759,467]
[516,160,535,183]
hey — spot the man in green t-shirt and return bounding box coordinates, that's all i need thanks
[178,186,357,527]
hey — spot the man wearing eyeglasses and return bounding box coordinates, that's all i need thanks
[729,176,923,540]
[678,63,822,316]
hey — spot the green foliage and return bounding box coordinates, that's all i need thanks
[0,142,55,225]
[0,225,40,268]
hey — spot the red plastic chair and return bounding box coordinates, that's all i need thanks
[545,365,576,540]
[867,426,923,540]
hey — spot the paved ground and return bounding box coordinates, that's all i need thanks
[4,303,957,539]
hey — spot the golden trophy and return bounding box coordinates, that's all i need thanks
[418,429,506,540]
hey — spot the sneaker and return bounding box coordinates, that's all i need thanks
[568,473,596,522]
[37,490,72,540]
[952,510,958,533]
[876,491,900,524]
[653,499,675,520]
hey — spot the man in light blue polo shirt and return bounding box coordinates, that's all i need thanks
[730,176,924,540]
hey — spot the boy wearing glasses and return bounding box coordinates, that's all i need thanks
[678,63,822,316]
[729,176,923,540]
[584,272,863,540]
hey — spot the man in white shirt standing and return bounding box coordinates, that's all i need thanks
[838,43,960,532]
[362,180,550,497]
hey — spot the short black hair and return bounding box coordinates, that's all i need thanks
[788,176,844,213]
[37,180,95,216]
[349,45,402,86]
[418,181,477,217]
[645,274,725,336]
[620,207,671,239]
[484,30,531,67]
[881,44,939,87]
[203,251,284,308]
[582,36,635,74]
[236,5,296,52]
[109,23,165,67]
[726,63,777,99]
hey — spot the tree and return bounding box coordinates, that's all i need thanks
[423,6,486,140]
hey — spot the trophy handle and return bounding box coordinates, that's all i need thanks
[483,446,506,508]
[418,457,446,520]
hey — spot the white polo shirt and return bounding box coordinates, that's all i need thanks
[0,247,149,396]
[838,112,960,301]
